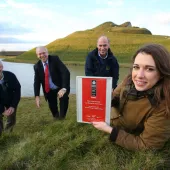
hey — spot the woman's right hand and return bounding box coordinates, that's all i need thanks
[92,121,113,134]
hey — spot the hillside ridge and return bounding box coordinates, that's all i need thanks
[4,21,170,64]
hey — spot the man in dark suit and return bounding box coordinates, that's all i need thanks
[34,46,70,120]
[0,61,21,135]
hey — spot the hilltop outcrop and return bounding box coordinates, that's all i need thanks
[92,21,152,35]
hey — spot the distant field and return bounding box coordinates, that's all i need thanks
[0,56,16,59]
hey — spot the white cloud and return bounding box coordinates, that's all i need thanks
[86,6,120,18]
[0,3,7,8]
[107,0,124,6]
[95,0,124,6]
[0,1,69,44]
[0,0,170,51]
[0,43,45,51]
[129,12,170,36]
[155,12,170,24]
[6,0,33,8]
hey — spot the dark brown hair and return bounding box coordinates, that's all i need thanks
[125,44,170,116]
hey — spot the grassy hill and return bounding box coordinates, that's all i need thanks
[0,95,170,169]
[4,21,170,64]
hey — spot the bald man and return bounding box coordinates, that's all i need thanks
[0,61,21,135]
[85,36,119,89]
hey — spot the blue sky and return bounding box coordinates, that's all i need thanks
[0,0,170,51]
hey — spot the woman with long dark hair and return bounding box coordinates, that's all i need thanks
[92,44,170,150]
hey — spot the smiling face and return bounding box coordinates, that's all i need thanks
[132,52,161,91]
[97,36,110,58]
[36,46,48,63]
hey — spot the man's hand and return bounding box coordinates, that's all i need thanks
[92,121,113,134]
[58,88,66,98]
[3,107,15,116]
[35,96,40,108]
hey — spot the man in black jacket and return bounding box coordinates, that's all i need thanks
[34,46,70,120]
[0,61,21,135]
[85,36,119,89]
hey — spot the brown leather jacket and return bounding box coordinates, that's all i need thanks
[111,82,170,150]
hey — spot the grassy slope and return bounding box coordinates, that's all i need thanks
[0,95,170,170]
[4,22,170,64]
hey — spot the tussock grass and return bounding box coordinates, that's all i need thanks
[0,95,170,169]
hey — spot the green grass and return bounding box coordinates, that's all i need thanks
[1,22,170,169]
[3,21,170,65]
[0,95,170,170]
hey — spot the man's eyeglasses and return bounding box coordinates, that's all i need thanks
[37,52,46,56]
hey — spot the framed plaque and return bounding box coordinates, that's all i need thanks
[76,76,112,125]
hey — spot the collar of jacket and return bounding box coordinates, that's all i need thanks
[1,71,8,83]
[0,72,4,81]
[0,72,8,90]
[126,85,154,100]
[119,83,159,114]
[94,48,114,65]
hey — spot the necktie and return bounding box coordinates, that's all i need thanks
[44,63,50,93]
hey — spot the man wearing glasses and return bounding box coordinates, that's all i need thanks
[34,46,70,120]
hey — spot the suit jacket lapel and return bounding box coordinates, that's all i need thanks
[38,61,45,81]
[48,55,53,76]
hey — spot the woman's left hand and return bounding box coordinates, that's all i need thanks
[92,121,113,134]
